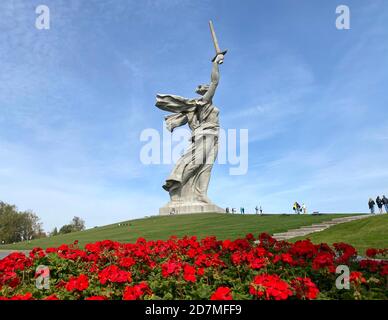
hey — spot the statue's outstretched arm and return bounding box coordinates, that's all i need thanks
[202,59,221,103]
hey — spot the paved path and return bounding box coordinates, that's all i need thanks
[271,214,371,241]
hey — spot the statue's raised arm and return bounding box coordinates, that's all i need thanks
[202,56,223,103]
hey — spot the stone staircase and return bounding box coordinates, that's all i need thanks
[272,214,371,241]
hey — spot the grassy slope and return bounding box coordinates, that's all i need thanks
[0,213,357,250]
[291,215,388,254]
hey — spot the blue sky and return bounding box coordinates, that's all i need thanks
[0,0,387,231]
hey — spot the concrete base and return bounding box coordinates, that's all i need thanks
[159,202,225,215]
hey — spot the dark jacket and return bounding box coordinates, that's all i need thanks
[382,196,388,205]
[376,197,383,208]
[368,200,375,209]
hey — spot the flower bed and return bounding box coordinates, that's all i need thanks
[0,233,387,300]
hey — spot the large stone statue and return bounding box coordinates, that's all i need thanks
[156,21,226,215]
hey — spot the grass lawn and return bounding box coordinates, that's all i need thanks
[291,214,388,255]
[0,213,358,250]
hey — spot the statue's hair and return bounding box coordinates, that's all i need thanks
[196,84,209,96]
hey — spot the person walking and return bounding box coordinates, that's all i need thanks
[376,196,383,214]
[294,202,301,214]
[260,206,263,215]
[368,198,376,214]
[302,203,307,214]
[382,195,388,213]
[232,208,236,214]
[255,206,259,215]
[226,207,230,214]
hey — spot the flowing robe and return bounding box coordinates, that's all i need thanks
[156,94,220,204]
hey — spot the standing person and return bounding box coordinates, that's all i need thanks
[226,207,230,214]
[376,196,383,214]
[260,206,263,215]
[242,207,245,214]
[232,208,236,214]
[294,202,301,214]
[368,198,376,214]
[293,202,297,214]
[382,195,388,213]
[302,203,307,214]
[255,206,259,215]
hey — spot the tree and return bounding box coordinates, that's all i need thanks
[59,224,74,234]
[18,212,44,241]
[51,227,58,236]
[0,201,45,244]
[71,216,85,232]
[58,216,86,235]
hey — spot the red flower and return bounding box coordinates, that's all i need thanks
[161,260,181,278]
[123,282,152,300]
[291,277,319,300]
[0,271,20,288]
[349,272,366,285]
[366,248,378,258]
[249,274,292,300]
[183,265,196,283]
[245,233,255,241]
[98,265,132,285]
[273,253,294,265]
[210,287,233,300]
[1,234,386,300]
[29,247,46,259]
[290,240,317,258]
[222,239,233,251]
[312,252,335,271]
[85,296,107,300]
[250,258,267,270]
[1,292,35,300]
[333,242,357,264]
[380,264,388,276]
[45,247,57,254]
[119,257,136,268]
[66,274,89,292]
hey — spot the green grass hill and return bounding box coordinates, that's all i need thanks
[291,214,388,254]
[0,213,366,251]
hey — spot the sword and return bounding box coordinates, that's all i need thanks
[209,20,227,64]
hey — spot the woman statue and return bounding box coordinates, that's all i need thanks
[156,53,225,214]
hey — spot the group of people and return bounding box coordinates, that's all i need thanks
[368,195,388,214]
[225,206,263,215]
[293,202,308,214]
[225,207,246,214]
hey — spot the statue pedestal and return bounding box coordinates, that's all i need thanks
[159,202,225,215]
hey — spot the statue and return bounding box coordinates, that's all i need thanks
[156,21,227,215]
